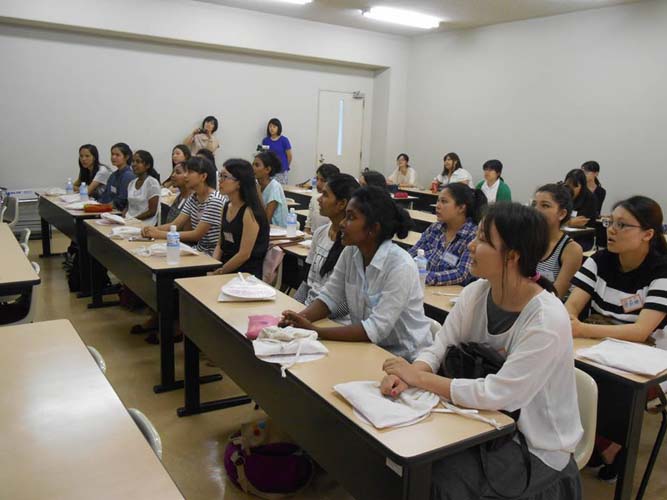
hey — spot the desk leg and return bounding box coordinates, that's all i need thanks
[87,257,118,309]
[402,462,431,500]
[75,219,91,298]
[614,386,647,500]
[39,217,53,257]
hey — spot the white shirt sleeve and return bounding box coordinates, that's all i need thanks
[146,177,161,200]
[408,168,417,186]
[387,168,398,184]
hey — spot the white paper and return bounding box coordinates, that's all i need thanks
[577,338,667,377]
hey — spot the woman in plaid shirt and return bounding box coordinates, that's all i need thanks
[408,183,487,285]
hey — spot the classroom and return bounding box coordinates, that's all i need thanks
[1,0,667,499]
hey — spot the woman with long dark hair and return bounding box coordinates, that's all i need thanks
[124,150,161,226]
[73,144,112,199]
[434,152,473,188]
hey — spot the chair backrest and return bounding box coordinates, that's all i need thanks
[574,367,598,469]
[4,196,19,228]
[19,227,31,245]
[128,408,163,460]
[430,319,442,340]
[1,261,40,326]
[87,346,107,374]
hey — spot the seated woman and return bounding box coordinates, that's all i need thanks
[142,156,224,256]
[382,202,583,500]
[162,145,191,189]
[280,186,432,361]
[564,168,598,251]
[359,170,387,189]
[387,153,417,187]
[294,174,360,317]
[253,150,288,227]
[408,183,486,286]
[73,144,113,199]
[163,162,192,224]
[434,152,473,188]
[565,195,667,482]
[475,159,511,203]
[305,163,339,234]
[533,183,583,299]
[100,142,136,212]
[211,159,269,279]
[124,150,161,226]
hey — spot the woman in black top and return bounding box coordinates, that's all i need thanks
[581,161,606,215]
[212,158,269,279]
[564,169,598,251]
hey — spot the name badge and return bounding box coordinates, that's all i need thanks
[110,186,118,194]
[620,294,643,313]
[177,199,186,209]
[443,251,459,266]
[571,210,578,217]
[541,270,555,282]
[223,232,234,243]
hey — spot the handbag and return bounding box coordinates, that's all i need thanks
[443,343,531,499]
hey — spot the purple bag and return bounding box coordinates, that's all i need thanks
[224,419,314,498]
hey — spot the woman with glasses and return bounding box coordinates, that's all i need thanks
[565,195,667,481]
[212,159,269,279]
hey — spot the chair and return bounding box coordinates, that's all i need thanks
[429,319,442,340]
[0,261,40,326]
[87,346,107,374]
[18,228,30,256]
[128,408,163,460]
[3,196,19,229]
[574,368,598,469]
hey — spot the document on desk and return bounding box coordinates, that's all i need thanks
[577,338,667,377]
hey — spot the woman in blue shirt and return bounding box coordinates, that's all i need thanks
[261,118,292,185]
[253,150,288,227]
[280,186,433,361]
[100,142,136,211]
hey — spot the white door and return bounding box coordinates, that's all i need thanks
[316,90,364,176]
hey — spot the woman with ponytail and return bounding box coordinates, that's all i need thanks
[294,174,359,317]
[280,186,432,360]
[382,202,583,499]
[408,183,487,286]
[124,150,161,226]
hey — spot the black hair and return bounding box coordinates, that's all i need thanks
[266,117,283,137]
[223,158,268,228]
[360,170,387,189]
[255,150,282,178]
[564,168,587,198]
[111,142,133,166]
[535,183,573,225]
[581,161,601,187]
[78,144,101,185]
[613,196,667,255]
[482,159,503,181]
[172,144,191,167]
[350,186,412,243]
[202,115,219,133]
[443,183,488,224]
[441,152,462,176]
[320,174,360,277]
[133,150,160,181]
[396,153,410,163]
[185,156,216,189]
[481,202,556,294]
[195,148,217,170]
[316,163,340,181]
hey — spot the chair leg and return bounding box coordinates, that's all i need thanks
[636,392,667,500]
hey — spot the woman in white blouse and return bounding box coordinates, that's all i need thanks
[124,150,161,226]
[434,152,473,188]
[382,202,583,500]
[387,153,417,187]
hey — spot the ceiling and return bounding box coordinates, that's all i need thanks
[198,0,641,36]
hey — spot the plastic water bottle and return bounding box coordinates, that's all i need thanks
[415,249,428,290]
[79,182,89,202]
[66,178,73,194]
[166,225,180,265]
[311,176,317,191]
[286,208,298,237]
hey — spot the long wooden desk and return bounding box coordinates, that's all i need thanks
[0,320,183,500]
[0,223,40,296]
[175,274,514,500]
[407,209,437,232]
[37,194,104,296]
[85,220,221,393]
[401,188,439,211]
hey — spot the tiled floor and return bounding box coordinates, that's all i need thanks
[24,233,667,499]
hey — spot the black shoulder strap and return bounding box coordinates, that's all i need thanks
[479,431,532,499]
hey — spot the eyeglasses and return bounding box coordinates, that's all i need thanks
[602,219,643,231]
[220,173,237,181]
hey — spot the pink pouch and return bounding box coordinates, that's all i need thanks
[247,315,280,340]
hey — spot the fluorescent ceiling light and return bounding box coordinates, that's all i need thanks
[268,0,312,4]
[362,6,441,29]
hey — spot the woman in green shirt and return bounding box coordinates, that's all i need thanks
[475,159,511,203]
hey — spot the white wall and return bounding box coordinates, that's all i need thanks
[406,0,667,210]
[0,0,411,189]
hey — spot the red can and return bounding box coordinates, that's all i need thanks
[431,180,440,193]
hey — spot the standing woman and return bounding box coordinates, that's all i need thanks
[533,184,583,299]
[162,145,191,189]
[294,173,360,317]
[581,161,606,215]
[382,203,583,500]
[184,116,220,155]
[261,118,292,185]
[434,152,473,188]
[73,144,113,200]
[100,142,136,212]
[564,168,598,251]
[124,150,161,226]
[388,153,417,187]
[280,186,432,361]
[408,183,486,286]
[212,159,269,279]
[475,159,511,203]
[253,151,288,227]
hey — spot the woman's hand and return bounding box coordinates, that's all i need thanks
[380,374,408,398]
[382,357,422,387]
[569,314,584,337]
[142,226,158,238]
[279,310,314,330]
[569,216,590,228]
[209,267,225,276]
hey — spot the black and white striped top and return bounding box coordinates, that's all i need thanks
[537,234,572,283]
[571,250,667,331]
[181,191,226,256]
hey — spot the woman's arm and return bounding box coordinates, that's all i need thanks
[564,286,591,317]
[286,148,292,167]
[265,200,277,224]
[212,240,222,261]
[553,241,583,299]
[281,300,370,342]
[142,212,189,238]
[216,209,259,274]
[87,180,103,197]
[133,195,159,221]
[382,358,448,398]
[571,309,666,342]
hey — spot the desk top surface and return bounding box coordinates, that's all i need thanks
[423,285,463,315]
[38,193,108,218]
[0,320,183,500]
[402,187,439,198]
[84,220,220,272]
[0,223,40,287]
[176,274,514,460]
[407,209,437,224]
